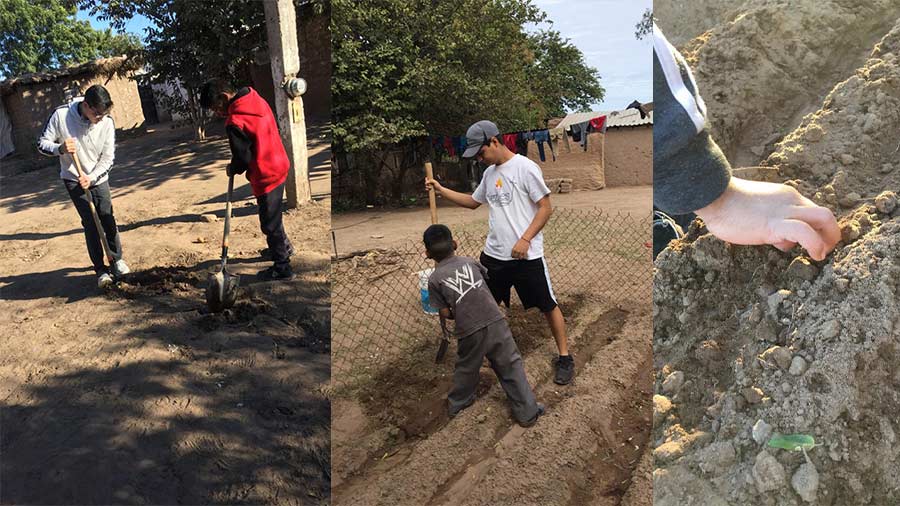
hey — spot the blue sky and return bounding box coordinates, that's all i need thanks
[531,0,652,112]
[76,9,154,38]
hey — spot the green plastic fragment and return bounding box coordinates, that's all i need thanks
[768,434,816,451]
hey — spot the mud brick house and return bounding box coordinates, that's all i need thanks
[536,107,653,191]
[0,56,144,168]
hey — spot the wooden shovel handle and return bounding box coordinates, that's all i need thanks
[71,149,115,265]
[425,161,437,224]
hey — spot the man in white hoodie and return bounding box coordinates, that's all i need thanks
[39,84,129,289]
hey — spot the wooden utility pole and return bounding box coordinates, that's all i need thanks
[264,0,310,207]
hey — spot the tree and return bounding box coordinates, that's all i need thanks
[79,0,269,139]
[79,0,326,140]
[0,0,142,78]
[527,30,604,118]
[635,8,653,40]
[332,0,603,205]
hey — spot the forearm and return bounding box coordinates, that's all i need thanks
[522,200,552,241]
[439,187,480,209]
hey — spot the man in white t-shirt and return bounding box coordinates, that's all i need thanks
[425,120,574,385]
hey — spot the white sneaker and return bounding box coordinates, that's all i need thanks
[98,272,114,289]
[112,259,130,276]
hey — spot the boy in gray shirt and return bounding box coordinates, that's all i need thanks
[424,224,544,427]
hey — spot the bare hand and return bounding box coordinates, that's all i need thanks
[511,238,530,259]
[696,177,840,261]
[61,138,77,154]
[425,176,443,194]
[78,174,91,189]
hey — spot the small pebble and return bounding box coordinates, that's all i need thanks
[752,419,773,445]
[841,221,861,242]
[792,462,820,502]
[753,450,787,493]
[822,319,840,340]
[787,257,818,282]
[743,386,764,404]
[200,214,219,222]
[874,191,897,214]
[662,371,685,395]
[789,356,808,376]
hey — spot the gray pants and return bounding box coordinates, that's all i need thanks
[449,320,540,424]
[65,180,122,274]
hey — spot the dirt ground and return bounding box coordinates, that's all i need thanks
[655,3,900,505]
[330,186,653,505]
[331,294,653,506]
[0,124,332,505]
[331,186,651,255]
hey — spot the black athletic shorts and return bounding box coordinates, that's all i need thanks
[479,252,558,313]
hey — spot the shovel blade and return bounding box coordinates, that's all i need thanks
[206,270,240,313]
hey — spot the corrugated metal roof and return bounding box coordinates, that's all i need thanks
[555,107,653,130]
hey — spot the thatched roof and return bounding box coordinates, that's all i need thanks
[0,56,140,95]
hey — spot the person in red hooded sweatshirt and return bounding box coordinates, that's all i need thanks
[200,81,294,280]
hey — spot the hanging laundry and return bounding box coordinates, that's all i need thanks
[532,129,556,162]
[626,100,648,119]
[432,135,447,160]
[515,132,529,156]
[590,115,607,133]
[503,133,518,152]
[550,126,571,153]
[452,136,467,159]
[570,121,591,151]
[443,136,455,158]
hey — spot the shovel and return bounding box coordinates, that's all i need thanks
[426,161,450,362]
[71,151,115,273]
[435,314,450,363]
[206,174,240,312]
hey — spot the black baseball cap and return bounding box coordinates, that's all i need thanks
[462,120,501,158]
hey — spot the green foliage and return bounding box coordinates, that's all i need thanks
[0,0,143,78]
[527,30,604,118]
[79,0,271,136]
[331,0,603,153]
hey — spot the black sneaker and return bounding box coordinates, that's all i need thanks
[518,403,545,428]
[257,265,294,281]
[554,355,575,385]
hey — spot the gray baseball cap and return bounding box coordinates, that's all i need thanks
[461,120,501,158]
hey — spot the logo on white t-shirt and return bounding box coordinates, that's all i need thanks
[486,177,512,206]
[441,264,484,303]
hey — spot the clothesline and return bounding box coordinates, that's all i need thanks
[427,113,609,163]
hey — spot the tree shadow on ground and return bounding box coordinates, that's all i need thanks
[0,266,96,304]
[1,127,227,214]
[0,262,332,505]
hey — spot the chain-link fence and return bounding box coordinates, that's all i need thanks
[332,208,651,389]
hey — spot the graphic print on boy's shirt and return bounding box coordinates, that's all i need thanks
[428,256,504,338]
[441,262,484,304]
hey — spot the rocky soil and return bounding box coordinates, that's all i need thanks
[654,2,900,504]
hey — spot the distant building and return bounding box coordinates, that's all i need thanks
[0,56,145,162]
[540,107,653,190]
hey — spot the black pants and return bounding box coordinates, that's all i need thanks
[65,180,122,275]
[449,320,541,424]
[257,183,292,268]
